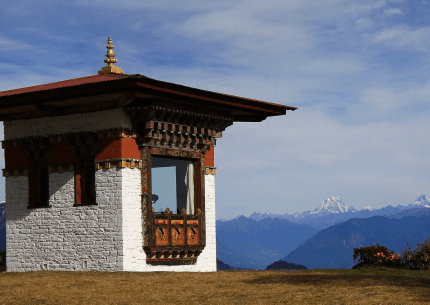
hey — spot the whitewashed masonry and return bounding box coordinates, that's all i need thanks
[4,109,217,272]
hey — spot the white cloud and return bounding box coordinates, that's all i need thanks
[361,88,400,111]
[355,17,373,30]
[131,22,141,31]
[0,36,29,51]
[374,25,430,51]
[383,8,403,16]
[74,0,233,11]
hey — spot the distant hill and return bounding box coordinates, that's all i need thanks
[266,260,307,270]
[216,216,318,270]
[217,240,260,270]
[281,215,430,269]
[217,259,234,270]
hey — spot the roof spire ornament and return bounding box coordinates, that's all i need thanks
[98,36,124,75]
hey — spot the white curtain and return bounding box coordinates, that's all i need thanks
[185,162,195,214]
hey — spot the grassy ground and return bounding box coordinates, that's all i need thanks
[0,268,430,304]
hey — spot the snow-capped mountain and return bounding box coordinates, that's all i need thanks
[302,196,357,216]
[407,194,430,209]
[249,196,357,222]
[248,212,289,221]
[246,195,430,230]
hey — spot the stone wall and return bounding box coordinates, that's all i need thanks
[5,170,123,272]
[0,201,5,250]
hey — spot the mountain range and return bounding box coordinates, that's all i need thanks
[216,216,319,270]
[247,195,430,230]
[217,195,430,270]
[282,212,430,269]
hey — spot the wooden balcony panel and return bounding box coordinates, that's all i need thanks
[187,228,199,245]
[171,227,186,245]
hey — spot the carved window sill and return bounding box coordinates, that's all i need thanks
[145,211,204,265]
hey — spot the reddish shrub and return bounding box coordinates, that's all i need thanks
[352,244,402,269]
[402,237,430,270]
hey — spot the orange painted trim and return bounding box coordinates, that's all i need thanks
[204,146,214,167]
[196,158,202,211]
[96,137,140,161]
[74,158,82,205]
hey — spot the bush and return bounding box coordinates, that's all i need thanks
[401,237,430,270]
[353,236,430,270]
[352,244,402,269]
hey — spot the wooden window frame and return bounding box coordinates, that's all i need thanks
[28,159,49,209]
[142,146,206,265]
[74,155,96,206]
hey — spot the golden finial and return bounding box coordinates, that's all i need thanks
[98,36,124,75]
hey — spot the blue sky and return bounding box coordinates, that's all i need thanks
[1,0,430,220]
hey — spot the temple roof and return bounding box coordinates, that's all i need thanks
[0,74,125,97]
[0,72,297,122]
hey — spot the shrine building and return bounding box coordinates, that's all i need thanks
[0,36,296,272]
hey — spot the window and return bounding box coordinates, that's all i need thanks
[75,156,96,205]
[143,148,205,264]
[81,160,96,204]
[36,165,49,206]
[151,156,195,215]
[28,157,49,208]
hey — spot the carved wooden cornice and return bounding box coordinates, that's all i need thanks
[19,136,51,163]
[126,105,233,132]
[127,105,232,152]
[2,168,28,177]
[95,158,143,170]
[2,128,138,148]
[204,166,217,175]
[139,121,217,151]
[150,147,202,159]
[98,128,137,139]
[67,132,98,157]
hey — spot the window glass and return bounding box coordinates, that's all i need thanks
[151,166,176,212]
[151,156,195,214]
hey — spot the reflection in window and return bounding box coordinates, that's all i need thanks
[151,157,195,214]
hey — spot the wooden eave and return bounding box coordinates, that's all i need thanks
[0,74,297,122]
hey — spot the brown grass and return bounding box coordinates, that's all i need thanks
[1,268,430,304]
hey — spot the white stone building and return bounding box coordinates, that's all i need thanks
[0,37,296,272]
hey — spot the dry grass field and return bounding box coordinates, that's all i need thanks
[0,268,430,304]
